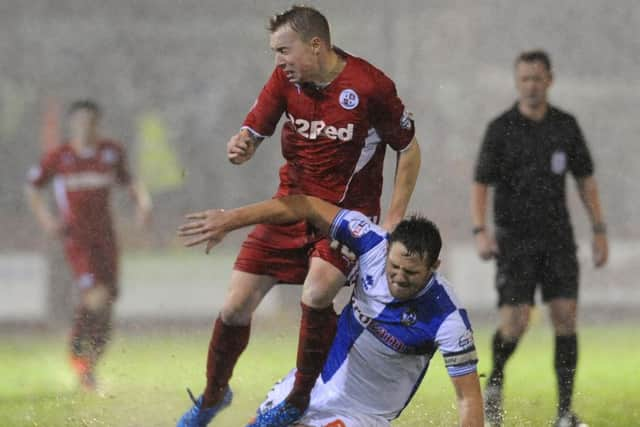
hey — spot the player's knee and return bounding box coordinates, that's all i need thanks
[220,303,253,326]
[552,314,576,335]
[502,323,527,340]
[500,306,529,338]
[550,300,577,334]
[82,284,112,312]
[301,284,334,309]
[504,316,529,338]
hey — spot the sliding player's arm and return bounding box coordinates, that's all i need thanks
[450,371,484,427]
[178,195,340,253]
[437,309,483,426]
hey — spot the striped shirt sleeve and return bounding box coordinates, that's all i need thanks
[436,309,478,377]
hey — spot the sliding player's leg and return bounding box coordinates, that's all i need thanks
[255,369,390,427]
[250,241,351,427]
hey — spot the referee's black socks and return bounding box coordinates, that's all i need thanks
[555,334,578,415]
[488,330,519,387]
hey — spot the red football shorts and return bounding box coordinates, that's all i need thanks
[63,234,119,297]
[234,221,354,284]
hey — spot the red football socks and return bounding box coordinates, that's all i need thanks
[70,306,92,360]
[287,302,338,411]
[202,316,251,408]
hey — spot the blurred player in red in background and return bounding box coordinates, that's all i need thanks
[177,5,421,427]
[25,99,152,391]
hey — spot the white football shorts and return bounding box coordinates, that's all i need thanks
[257,369,390,427]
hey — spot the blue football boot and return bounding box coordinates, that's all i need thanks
[246,400,304,427]
[176,387,233,427]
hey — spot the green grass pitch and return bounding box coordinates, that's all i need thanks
[1,324,638,426]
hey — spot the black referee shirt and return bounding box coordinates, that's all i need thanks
[474,103,594,252]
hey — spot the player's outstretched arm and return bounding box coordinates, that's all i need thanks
[450,371,484,427]
[382,137,420,231]
[178,195,341,253]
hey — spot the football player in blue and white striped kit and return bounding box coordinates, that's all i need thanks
[179,195,484,427]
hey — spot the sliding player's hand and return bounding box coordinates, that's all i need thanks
[178,209,229,254]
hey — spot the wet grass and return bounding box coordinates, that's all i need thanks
[0,324,637,426]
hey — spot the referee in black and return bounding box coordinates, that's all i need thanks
[471,50,608,427]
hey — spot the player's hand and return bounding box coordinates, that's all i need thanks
[329,239,357,262]
[178,209,229,253]
[474,231,498,260]
[592,233,608,268]
[136,205,152,229]
[227,129,259,165]
[42,217,65,238]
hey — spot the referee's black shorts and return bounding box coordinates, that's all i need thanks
[494,246,579,307]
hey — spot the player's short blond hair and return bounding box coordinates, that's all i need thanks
[268,5,331,45]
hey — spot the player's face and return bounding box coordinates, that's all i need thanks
[69,109,99,146]
[270,24,318,83]
[515,60,552,110]
[385,242,438,301]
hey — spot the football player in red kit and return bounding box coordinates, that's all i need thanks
[177,6,421,427]
[25,100,152,390]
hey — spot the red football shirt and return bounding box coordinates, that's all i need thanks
[28,140,131,241]
[242,49,415,215]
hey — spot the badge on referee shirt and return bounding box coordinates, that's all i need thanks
[551,150,567,174]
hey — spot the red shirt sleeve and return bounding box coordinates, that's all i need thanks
[369,71,415,151]
[242,68,287,137]
[27,148,60,187]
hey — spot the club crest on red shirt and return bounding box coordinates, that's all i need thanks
[339,89,359,110]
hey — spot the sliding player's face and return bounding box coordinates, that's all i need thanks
[515,60,552,110]
[270,24,318,83]
[385,242,438,301]
[69,109,99,147]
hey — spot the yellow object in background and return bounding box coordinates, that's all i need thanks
[529,306,541,325]
[137,113,183,193]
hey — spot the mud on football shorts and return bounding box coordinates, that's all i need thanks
[234,221,358,284]
[256,369,390,427]
[495,248,579,307]
[64,235,119,299]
